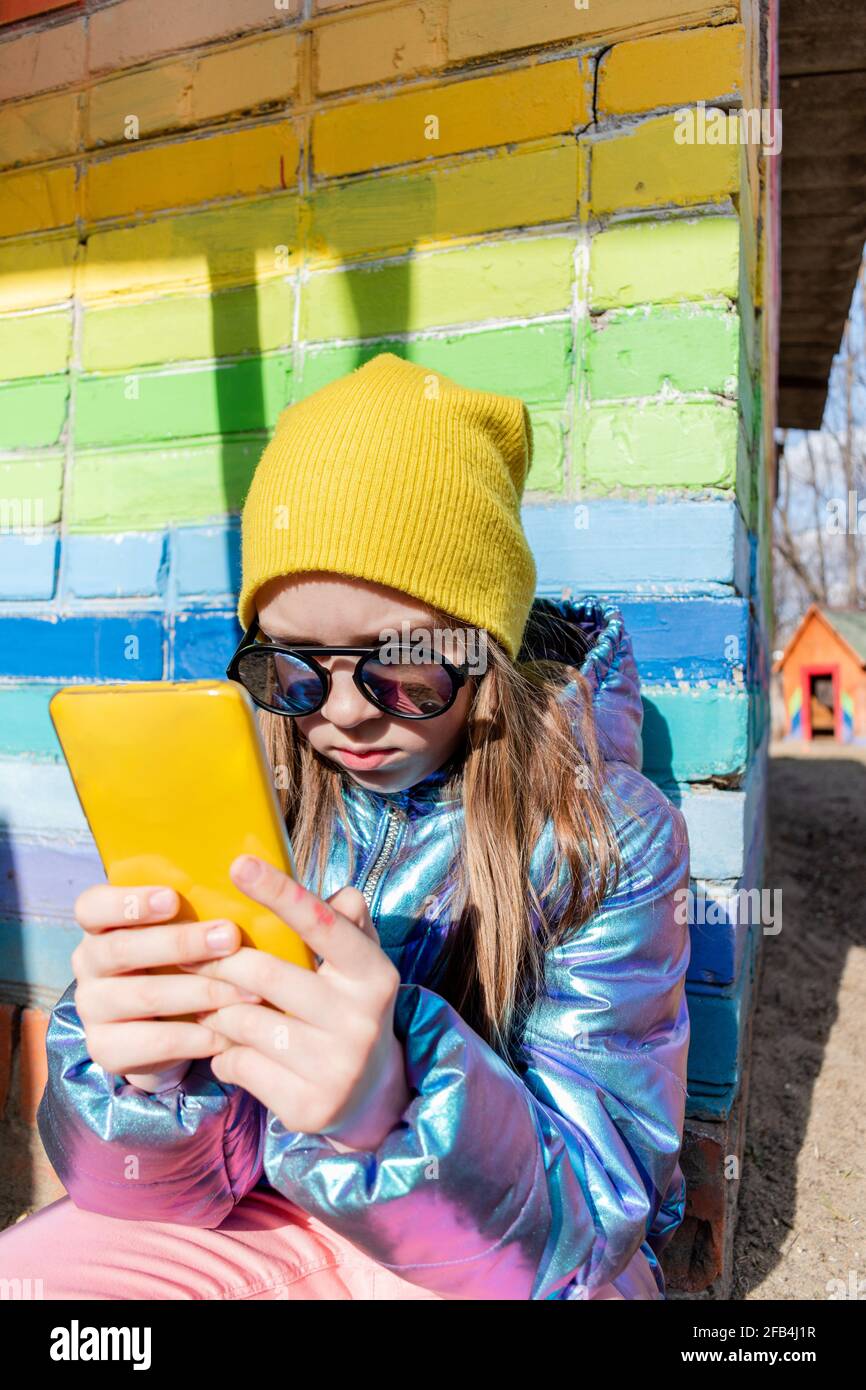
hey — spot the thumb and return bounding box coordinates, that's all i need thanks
[326,886,378,943]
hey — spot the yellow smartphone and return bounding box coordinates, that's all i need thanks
[49,680,315,1017]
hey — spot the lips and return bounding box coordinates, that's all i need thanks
[332,746,398,770]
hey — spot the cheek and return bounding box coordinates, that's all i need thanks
[418,688,471,753]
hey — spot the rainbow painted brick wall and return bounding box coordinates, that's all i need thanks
[0,0,778,1287]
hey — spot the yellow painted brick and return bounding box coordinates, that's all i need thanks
[0,17,86,102]
[0,237,76,313]
[80,194,300,306]
[598,25,744,113]
[189,31,300,123]
[315,0,378,10]
[89,62,194,147]
[313,56,592,178]
[85,123,300,223]
[447,0,738,63]
[0,165,77,238]
[309,139,578,262]
[89,0,295,76]
[588,113,739,215]
[0,90,81,170]
[315,2,446,95]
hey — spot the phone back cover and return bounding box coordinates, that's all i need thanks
[49,680,314,972]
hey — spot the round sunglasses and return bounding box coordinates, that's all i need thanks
[226,616,472,720]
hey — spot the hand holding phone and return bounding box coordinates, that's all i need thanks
[50,679,316,1088]
[70,880,259,1092]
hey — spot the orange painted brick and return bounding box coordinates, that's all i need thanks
[446,0,737,63]
[17,1007,50,1128]
[190,30,300,123]
[89,0,296,77]
[0,89,80,170]
[314,2,446,95]
[0,16,86,102]
[89,31,301,148]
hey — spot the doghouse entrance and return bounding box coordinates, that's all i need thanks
[809,674,835,734]
[803,666,839,739]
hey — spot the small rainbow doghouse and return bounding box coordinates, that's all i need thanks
[774,605,866,742]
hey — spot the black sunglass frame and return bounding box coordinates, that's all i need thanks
[225,616,471,720]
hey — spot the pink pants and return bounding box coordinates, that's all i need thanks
[0,1187,444,1301]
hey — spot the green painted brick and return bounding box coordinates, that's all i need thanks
[297,322,573,403]
[73,355,293,446]
[525,407,565,492]
[0,311,72,380]
[0,376,69,449]
[301,237,577,341]
[582,401,738,490]
[642,684,749,781]
[589,217,740,310]
[587,306,738,398]
[67,437,265,531]
[0,454,64,524]
[0,687,59,760]
[82,281,296,372]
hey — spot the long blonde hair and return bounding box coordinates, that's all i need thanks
[258,608,622,1064]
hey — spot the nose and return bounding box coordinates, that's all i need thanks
[318,657,383,729]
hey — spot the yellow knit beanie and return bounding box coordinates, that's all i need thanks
[237,352,537,660]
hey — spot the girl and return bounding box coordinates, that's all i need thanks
[0,353,690,1300]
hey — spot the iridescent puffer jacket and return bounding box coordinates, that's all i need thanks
[37,597,691,1301]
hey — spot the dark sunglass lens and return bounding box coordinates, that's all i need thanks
[237,650,324,715]
[361,656,454,717]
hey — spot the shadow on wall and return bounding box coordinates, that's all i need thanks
[206,239,414,652]
[641,698,678,803]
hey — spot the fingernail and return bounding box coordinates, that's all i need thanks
[149,888,176,913]
[206,923,235,952]
[234,855,263,886]
[237,992,261,1003]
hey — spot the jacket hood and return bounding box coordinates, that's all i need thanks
[340,597,643,815]
[519,596,643,771]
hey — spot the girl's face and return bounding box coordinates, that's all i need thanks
[255,572,474,793]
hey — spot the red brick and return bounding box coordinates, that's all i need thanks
[0,1003,14,1120]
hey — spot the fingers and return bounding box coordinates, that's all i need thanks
[76,972,261,1025]
[327,886,379,943]
[179,947,340,1029]
[192,1001,339,1085]
[86,1019,233,1076]
[75,884,182,933]
[73,917,243,982]
[229,856,378,975]
[207,1044,325,1130]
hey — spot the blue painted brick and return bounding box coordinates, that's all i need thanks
[173,611,242,680]
[0,534,58,599]
[0,615,165,680]
[173,525,241,598]
[524,499,749,595]
[65,532,167,599]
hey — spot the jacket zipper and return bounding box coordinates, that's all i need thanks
[359,802,405,913]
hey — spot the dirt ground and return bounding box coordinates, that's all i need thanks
[732,739,866,1299]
